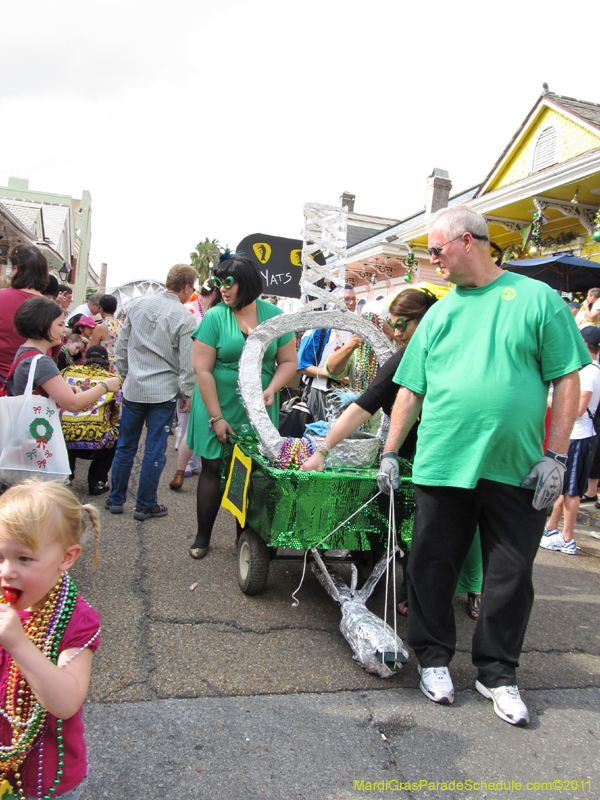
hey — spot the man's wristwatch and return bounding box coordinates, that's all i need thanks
[545,449,568,467]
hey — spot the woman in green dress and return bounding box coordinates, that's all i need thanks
[187,255,298,559]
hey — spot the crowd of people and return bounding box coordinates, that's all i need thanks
[0,202,595,796]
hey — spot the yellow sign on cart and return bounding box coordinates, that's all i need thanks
[221,444,252,528]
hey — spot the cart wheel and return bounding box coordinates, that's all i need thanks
[238,528,270,595]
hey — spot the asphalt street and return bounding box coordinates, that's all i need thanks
[68,439,600,800]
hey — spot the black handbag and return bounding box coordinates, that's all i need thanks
[278,396,314,438]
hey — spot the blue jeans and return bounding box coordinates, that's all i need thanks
[108,398,176,510]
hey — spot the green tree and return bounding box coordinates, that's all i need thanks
[190,238,221,283]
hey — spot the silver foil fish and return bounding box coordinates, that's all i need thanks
[311,549,408,679]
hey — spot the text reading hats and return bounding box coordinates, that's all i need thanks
[581,326,600,348]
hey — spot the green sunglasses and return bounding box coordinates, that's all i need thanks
[389,315,417,332]
[213,275,235,289]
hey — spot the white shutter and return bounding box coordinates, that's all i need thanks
[532,127,558,172]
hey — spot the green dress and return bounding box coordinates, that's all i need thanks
[187,299,293,460]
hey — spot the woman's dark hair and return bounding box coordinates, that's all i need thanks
[99,294,118,315]
[84,345,110,369]
[58,284,72,296]
[389,288,437,320]
[13,296,63,342]
[68,313,83,330]
[44,275,59,299]
[211,256,264,312]
[9,245,49,292]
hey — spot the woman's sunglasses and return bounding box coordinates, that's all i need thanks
[213,275,235,289]
[389,315,417,332]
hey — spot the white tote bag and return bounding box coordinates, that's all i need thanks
[0,355,71,484]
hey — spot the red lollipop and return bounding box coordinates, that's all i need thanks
[3,588,20,605]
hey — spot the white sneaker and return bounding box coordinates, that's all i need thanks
[542,526,558,538]
[539,530,577,554]
[475,681,529,726]
[418,665,454,705]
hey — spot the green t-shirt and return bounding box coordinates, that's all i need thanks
[393,271,591,489]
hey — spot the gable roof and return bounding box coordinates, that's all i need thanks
[476,88,600,198]
[551,92,600,129]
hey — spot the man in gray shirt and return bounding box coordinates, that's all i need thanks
[105,265,198,520]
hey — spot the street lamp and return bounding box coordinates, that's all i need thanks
[58,262,70,282]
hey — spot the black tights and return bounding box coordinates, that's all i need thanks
[192,457,222,549]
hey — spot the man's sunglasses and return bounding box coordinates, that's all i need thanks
[427,232,489,258]
[213,275,235,289]
[389,315,417,332]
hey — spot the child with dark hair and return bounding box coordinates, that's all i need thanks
[6,297,120,412]
[43,274,59,299]
[70,315,96,341]
[61,346,123,495]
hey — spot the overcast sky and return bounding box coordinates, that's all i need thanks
[2,0,598,287]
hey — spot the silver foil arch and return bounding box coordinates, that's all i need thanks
[106,279,166,316]
[238,309,394,460]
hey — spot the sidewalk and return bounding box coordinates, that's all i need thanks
[70,444,600,799]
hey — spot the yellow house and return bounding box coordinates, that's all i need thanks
[345,87,600,298]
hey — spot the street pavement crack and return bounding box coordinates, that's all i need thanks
[150,615,340,634]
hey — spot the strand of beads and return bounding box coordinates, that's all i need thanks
[529,210,544,256]
[404,251,415,282]
[353,313,382,393]
[271,437,315,470]
[593,209,600,243]
[59,628,101,668]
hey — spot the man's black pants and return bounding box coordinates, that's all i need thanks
[407,480,546,687]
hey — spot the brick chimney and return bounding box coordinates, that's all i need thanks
[425,169,452,218]
[340,192,355,212]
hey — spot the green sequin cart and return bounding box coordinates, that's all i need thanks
[222,437,414,595]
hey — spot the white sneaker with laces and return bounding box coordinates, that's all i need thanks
[418,665,454,704]
[475,681,529,726]
[539,530,577,554]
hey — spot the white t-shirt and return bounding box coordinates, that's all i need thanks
[571,360,600,439]
[300,328,353,391]
[66,303,93,326]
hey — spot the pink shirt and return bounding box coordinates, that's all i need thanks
[0,288,62,379]
[0,288,37,378]
[0,594,101,796]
